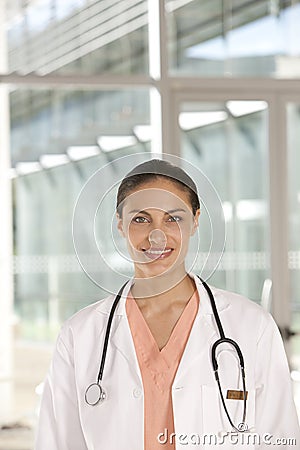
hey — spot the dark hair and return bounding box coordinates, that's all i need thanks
[116,159,200,217]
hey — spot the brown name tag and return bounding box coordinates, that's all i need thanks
[226,390,248,400]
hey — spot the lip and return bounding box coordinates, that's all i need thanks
[142,247,174,260]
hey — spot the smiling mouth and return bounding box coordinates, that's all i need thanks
[142,248,173,260]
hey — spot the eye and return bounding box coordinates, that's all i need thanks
[132,216,150,223]
[167,215,182,222]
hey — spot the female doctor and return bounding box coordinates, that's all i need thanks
[36,159,300,449]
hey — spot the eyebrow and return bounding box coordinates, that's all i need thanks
[128,208,187,215]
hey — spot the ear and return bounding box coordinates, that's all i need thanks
[116,212,125,237]
[191,209,200,236]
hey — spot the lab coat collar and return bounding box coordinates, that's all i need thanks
[96,272,231,317]
[192,273,230,315]
[96,273,231,385]
[173,274,231,383]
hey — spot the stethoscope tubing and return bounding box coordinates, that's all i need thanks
[199,277,247,432]
[86,276,247,432]
[96,282,128,384]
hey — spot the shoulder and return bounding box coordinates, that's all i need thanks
[213,285,265,311]
[194,274,268,322]
[213,285,262,311]
[210,285,278,341]
[57,295,114,346]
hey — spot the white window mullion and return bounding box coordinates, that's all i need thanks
[0,0,14,418]
[148,0,174,156]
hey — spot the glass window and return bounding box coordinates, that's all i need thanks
[180,100,270,300]
[288,103,300,309]
[10,88,150,165]
[288,103,300,393]
[25,0,53,35]
[12,87,151,341]
[55,0,87,20]
[166,0,300,78]
[6,0,149,75]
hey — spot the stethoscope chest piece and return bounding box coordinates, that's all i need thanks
[85,383,106,406]
[84,278,247,432]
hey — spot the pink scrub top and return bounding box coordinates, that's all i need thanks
[126,290,199,450]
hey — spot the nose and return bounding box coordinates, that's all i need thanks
[148,228,167,247]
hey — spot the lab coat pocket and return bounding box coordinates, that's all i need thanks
[202,385,256,449]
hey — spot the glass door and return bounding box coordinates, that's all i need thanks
[172,94,300,419]
[287,101,300,413]
[177,99,270,303]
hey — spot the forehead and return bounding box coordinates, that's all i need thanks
[122,179,192,212]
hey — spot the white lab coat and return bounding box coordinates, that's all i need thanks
[35,274,300,449]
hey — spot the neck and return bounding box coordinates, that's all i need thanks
[131,267,196,311]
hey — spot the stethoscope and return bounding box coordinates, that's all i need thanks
[85,276,247,433]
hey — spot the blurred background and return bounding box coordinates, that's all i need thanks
[1,0,300,448]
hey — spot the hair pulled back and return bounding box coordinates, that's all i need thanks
[116,159,200,217]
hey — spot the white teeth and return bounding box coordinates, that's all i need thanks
[146,249,172,254]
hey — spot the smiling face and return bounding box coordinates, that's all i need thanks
[117,178,200,279]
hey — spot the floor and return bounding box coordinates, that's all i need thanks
[0,342,53,450]
[0,428,34,450]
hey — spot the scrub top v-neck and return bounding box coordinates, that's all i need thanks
[126,290,199,450]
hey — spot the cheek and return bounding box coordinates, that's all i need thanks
[127,224,147,245]
[176,225,194,249]
[174,222,191,238]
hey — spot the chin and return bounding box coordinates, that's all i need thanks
[136,260,184,279]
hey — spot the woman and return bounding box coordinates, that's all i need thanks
[36,159,299,449]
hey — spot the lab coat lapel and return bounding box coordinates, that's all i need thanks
[174,275,230,384]
[98,275,230,386]
[96,279,142,383]
[108,280,143,384]
[111,313,143,383]
[174,314,217,384]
